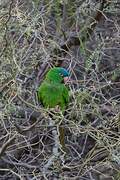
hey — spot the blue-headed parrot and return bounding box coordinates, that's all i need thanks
[37,67,69,110]
[37,67,70,150]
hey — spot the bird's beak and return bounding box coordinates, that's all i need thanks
[64,77,70,84]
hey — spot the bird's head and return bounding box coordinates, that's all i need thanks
[45,67,70,83]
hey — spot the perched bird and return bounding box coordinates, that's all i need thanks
[37,67,70,111]
[37,67,70,150]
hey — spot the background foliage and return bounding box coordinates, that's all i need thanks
[0,0,120,179]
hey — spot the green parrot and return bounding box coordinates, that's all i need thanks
[37,67,70,150]
[37,67,70,110]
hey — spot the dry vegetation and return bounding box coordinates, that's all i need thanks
[0,0,120,179]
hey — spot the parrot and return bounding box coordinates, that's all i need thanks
[37,67,70,150]
[37,67,70,110]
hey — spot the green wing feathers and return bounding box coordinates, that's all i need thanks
[37,67,69,151]
[38,81,69,110]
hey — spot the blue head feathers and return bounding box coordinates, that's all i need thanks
[45,67,70,83]
[59,67,70,77]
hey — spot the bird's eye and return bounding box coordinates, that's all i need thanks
[60,73,63,77]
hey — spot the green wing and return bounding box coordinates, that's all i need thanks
[38,81,69,110]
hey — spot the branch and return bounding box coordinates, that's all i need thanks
[59,0,109,52]
[0,134,17,158]
[2,157,38,169]
[36,0,110,76]
[0,0,14,57]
